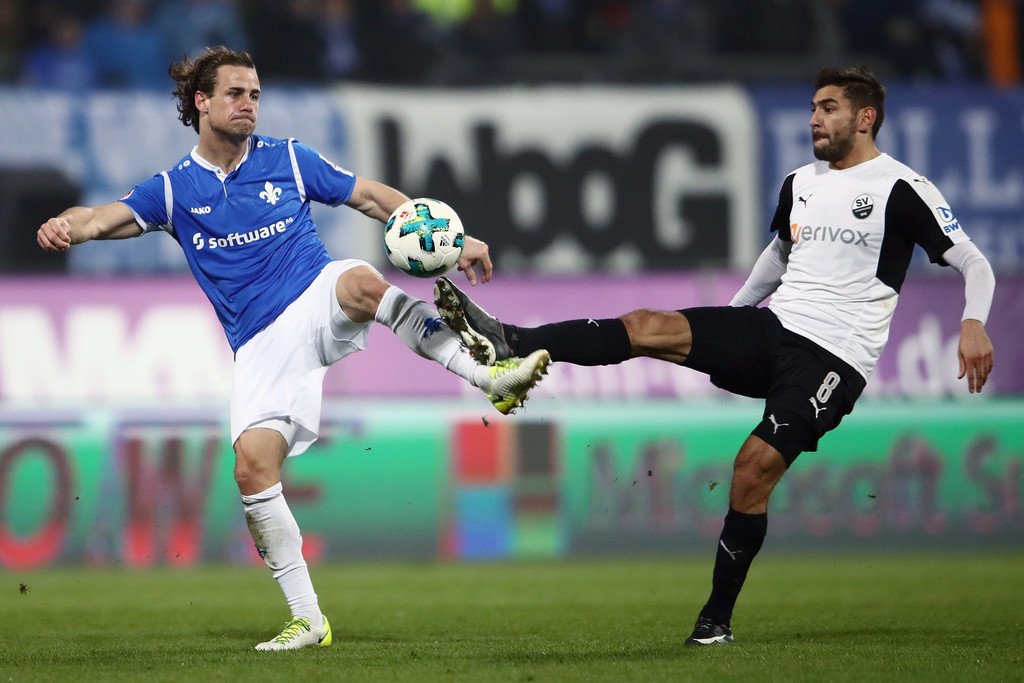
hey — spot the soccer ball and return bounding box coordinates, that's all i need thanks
[383,198,465,277]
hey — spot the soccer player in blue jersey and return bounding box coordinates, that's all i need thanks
[36,45,550,651]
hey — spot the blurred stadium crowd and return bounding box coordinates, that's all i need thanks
[0,0,1019,88]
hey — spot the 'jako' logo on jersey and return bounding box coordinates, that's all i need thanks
[790,222,870,247]
[190,206,211,215]
[851,194,873,219]
[935,206,962,234]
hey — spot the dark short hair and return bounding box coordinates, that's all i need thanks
[814,66,886,137]
[169,46,257,133]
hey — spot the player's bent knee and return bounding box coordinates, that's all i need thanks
[734,452,786,486]
[620,309,664,340]
[336,266,388,323]
[233,455,261,492]
[621,308,691,360]
[729,469,778,513]
[731,462,778,495]
[233,431,285,494]
[730,439,787,511]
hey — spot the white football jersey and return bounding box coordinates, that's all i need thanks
[768,153,970,379]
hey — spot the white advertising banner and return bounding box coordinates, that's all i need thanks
[337,85,761,271]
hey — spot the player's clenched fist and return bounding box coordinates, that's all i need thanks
[37,217,72,252]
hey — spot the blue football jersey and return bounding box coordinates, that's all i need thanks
[121,135,356,352]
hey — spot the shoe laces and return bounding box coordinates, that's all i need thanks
[273,616,311,643]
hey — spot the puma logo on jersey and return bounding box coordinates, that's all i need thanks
[797,194,812,206]
[809,397,827,418]
[259,181,283,205]
[767,414,788,434]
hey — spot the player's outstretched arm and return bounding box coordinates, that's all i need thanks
[958,319,994,394]
[348,178,493,285]
[346,178,409,223]
[37,202,141,252]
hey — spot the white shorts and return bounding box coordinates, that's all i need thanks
[231,259,377,456]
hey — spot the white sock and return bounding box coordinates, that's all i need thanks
[472,365,491,389]
[241,482,322,626]
[375,285,483,386]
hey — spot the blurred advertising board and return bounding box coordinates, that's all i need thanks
[1,85,760,274]
[4,85,1022,277]
[0,274,1020,403]
[1,400,1020,568]
[0,88,359,275]
[340,85,761,272]
[753,84,1024,271]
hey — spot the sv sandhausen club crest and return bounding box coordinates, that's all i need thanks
[851,193,873,219]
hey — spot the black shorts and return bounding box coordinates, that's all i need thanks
[681,306,866,465]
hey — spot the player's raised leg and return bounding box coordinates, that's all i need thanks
[434,276,512,364]
[339,266,549,414]
[434,276,634,368]
[234,426,332,651]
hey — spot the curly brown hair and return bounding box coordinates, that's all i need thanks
[814,66,886,138]
[169,46,257,133]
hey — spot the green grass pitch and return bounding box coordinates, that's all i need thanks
[2,552,1022,681]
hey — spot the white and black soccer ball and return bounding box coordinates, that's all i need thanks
[383,198,465,278]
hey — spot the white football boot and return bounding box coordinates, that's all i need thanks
[255,614,332,651]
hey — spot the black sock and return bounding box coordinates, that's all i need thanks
[700,508,768,625]
[504,318,631,365]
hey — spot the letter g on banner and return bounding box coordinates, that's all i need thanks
[349,86,760,273]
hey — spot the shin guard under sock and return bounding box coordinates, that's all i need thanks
[242,482,320,621]
[700,508,768,624]
[375,285,478,383]
[507,318,631,365]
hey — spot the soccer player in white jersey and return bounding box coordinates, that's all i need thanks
[432,66,995,645]
[36,46,550,651]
